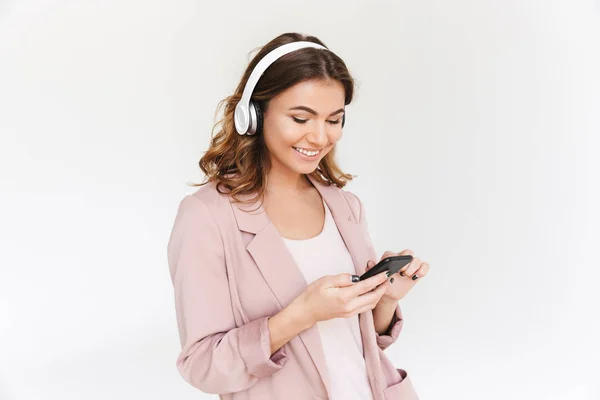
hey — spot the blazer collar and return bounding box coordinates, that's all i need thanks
[231,173,355,234]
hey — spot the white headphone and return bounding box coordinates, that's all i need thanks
[234,41,345,136]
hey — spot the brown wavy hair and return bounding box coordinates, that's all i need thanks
[191,32,356,206]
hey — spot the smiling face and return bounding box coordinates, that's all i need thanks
[262,78,346,177]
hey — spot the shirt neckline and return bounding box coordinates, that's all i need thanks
[280,198,329,242]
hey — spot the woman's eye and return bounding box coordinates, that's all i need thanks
[292,117,341,125]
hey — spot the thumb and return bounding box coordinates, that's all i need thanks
[364,260,376,271]
[326,273,359,288]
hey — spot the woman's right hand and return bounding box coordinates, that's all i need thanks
[297,271,391,325]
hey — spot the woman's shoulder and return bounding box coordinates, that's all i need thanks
[335,186,365,223]
[338,187,361,207]
[176,181,229,216]
[310,173,362,210]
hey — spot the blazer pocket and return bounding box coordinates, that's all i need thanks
[383,369,419,400]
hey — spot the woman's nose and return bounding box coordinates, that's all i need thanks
[308,122,328,147]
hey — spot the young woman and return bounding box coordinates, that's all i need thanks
[167,32,429,400]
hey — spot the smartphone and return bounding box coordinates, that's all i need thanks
[358,255,413,281]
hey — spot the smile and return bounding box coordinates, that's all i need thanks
[293,147,321,157]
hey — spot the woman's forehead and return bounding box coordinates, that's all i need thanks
[271,79,345,110]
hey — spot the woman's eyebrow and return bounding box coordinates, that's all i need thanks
[289,106,344,117]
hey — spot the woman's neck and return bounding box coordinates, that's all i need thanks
[265,169,312,197]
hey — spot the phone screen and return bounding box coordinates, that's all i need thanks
[358,255,413,281]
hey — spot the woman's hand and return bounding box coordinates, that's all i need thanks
[297,271,390,325]
[366,249,429,305]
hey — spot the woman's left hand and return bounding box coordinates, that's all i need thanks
[365,249,429,304]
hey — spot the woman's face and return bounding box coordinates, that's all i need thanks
[262,78,345,176]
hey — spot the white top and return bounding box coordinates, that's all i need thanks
[280,198,374,400]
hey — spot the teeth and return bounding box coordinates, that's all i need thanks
[294,147,320,156]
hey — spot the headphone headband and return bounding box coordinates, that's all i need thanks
[234,41,328,135]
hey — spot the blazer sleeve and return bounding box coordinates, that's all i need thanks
[167,195,289,394]
[343,190,405,351]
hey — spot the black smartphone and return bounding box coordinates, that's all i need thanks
[358,255,413,281]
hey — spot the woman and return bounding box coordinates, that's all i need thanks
[167,32,429,400]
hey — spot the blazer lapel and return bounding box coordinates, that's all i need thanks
[308,175,386,399]
[230,174,383,399]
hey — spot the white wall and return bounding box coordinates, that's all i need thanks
[1,1,598,399]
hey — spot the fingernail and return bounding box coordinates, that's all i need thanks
[412,274,419,281]
[390,277,395,283]
[351,275,360,283]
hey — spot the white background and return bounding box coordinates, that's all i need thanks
[1,1,599,399]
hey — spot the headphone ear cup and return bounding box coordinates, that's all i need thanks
[254,101,264,135]
[245,101,261,135]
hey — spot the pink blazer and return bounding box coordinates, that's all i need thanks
[167,173,419,399]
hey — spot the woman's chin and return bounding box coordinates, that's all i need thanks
[289,163,318,175]
[288,160,320,175]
